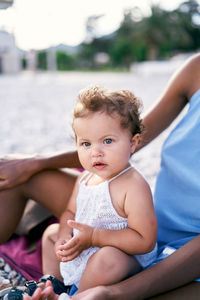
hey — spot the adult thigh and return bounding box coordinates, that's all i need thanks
[23,169,78,218]
[0,169,77,243]
[0,185,27,243]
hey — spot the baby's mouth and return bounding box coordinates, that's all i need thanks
[93,162,106,170]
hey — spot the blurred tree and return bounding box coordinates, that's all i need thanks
[140,6,173,60]
[37,51,47,70]
[78,14,113,69]
[110,8,137,66]
[63,0,200,70]
[79,35,113,69]
[174,0,200,51]
[85,15,104,43]
[108,0,200,65]
[21,56,27,69]
[56,51,75,70]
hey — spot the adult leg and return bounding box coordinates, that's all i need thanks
[0,169,77,244]
[42,223,62,281]
[0,186,27,243]
[78,246,142,292]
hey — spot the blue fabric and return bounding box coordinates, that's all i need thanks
[154,89,200,280]
[68,284,78,296]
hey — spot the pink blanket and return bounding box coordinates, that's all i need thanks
[0,235,42,280]
[0,217,58,281]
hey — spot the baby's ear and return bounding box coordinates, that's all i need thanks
[130,134,140,154]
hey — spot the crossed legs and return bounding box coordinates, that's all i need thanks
[42,222,142,293]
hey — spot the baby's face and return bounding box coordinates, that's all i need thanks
[73,111,136,181]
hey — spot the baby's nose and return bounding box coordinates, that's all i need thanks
[91,145,103,157]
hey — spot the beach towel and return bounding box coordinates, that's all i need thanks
[0,234,42,281]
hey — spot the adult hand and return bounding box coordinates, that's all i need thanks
[0,155,39,190]
[23,281,59,300]
[72,286,110,300]
[23,282,110,300]
[56,220,94,262]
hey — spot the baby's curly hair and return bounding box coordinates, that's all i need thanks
[73,86,144,137]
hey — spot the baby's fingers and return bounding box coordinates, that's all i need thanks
[58,237,78,251]
[61,250,80,262]
[56,243,79,258]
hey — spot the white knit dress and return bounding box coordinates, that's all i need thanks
[60,166,157,287]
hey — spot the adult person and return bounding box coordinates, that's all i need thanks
[1,53,200,299]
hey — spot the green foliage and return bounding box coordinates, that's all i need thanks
[21,57,27,69]
[37,51,47,70]
[56,51,75,70]
[76,0,200,69]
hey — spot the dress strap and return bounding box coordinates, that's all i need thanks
[79,171,92,184]
[108,165,132,183]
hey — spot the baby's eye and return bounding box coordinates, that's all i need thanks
[104,138,112,144]
[82,142,91,147]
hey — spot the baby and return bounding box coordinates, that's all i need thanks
[42,86,157,295]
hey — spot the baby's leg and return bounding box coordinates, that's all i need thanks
[42,223,62,281]
[78,246,142,292]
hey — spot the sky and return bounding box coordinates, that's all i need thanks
[0,0,186,50]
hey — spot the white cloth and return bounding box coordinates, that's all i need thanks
[58,293,71,300]
[60,166,157,287]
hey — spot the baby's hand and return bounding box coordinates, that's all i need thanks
[56,220,94,262]
[54,237,72,261]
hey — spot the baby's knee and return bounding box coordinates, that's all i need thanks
[86,247,127,282]
[42,223,59,245]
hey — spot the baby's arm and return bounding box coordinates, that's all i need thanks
[93,174,157,254]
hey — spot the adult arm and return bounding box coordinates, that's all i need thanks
[0,150,81,190]
[138,53,200,149]
[71,234,200,299]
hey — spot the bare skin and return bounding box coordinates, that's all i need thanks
[0,151,80,243]
[138,53,200,149]
[1,53,200,299]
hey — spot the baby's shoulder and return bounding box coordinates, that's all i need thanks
[111,167,150,195]
[124,167,148,186]
[125,168,152,198]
